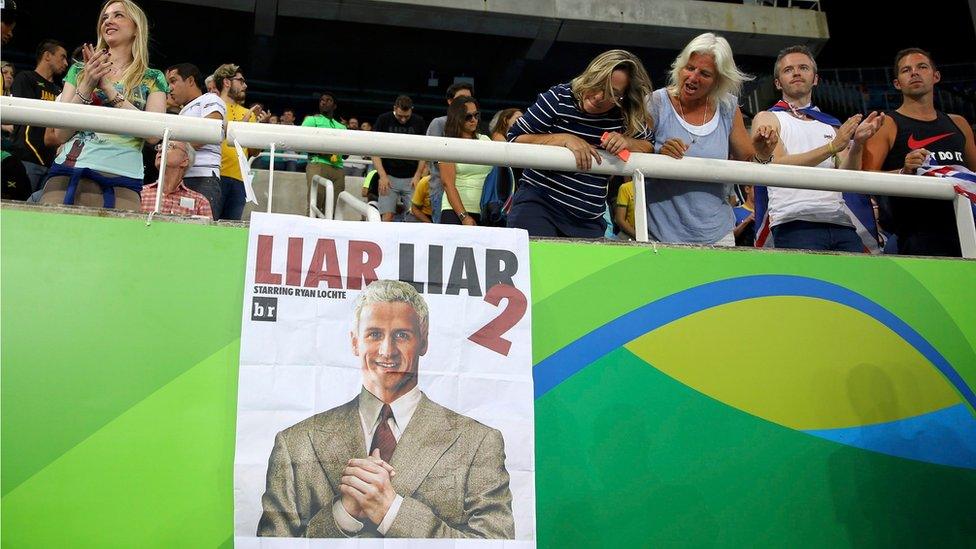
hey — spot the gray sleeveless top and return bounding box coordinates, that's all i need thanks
[645,88,736,244]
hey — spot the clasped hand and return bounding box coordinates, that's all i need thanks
[339,449,398,526]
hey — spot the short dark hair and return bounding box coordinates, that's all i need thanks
[35,39,66,63]
[446,82,473,101]
[319,91,336,102]
[166,63,205,93]
[773,45,817,78]
[894,47,936,73]
[281,107,295,115]
[394,95,413,110]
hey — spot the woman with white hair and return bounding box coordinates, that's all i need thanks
[646,32,777,245]
[40,0,168,211]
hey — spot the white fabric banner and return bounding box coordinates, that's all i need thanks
[235,213,535,548]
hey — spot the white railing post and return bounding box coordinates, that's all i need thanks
[266,143,276,214]
[148,127,172,224]
[633,170,648,242]
[954,195,976,258]
[310,175,334,219]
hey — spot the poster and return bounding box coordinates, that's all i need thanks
[234,213,535,547]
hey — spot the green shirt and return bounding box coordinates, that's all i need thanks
[300,115,346,167]
[442,134,493,214]
[54,63,169,178]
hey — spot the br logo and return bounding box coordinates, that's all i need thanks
[251,297,278,322]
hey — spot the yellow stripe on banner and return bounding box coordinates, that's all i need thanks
[624,296,961,431]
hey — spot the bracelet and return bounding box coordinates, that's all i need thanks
[753,153,773,164]
[107,93,125,107]
[827,142,837,155]
[75,90,93,105]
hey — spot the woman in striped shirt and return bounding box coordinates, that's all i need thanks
[506,49,654,238]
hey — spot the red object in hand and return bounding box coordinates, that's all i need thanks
[602,132,630,161]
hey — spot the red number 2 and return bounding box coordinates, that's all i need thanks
[468,284,528,356]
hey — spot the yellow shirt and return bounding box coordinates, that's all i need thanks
[220,101,257,181]
[411,176,433,216]
[616,181,635,228]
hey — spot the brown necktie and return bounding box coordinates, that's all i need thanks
[369,404,397,463]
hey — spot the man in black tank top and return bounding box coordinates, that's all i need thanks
[863,48,976,257]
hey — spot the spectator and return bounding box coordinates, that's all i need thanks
[409,175,433,222]
[204,74,217,95]
[507,49,653,238]
[41,0,168,211]
[646,33,776,245]
[214,63,259,220]
[614,180,637,240]
[489,108,522,142]
[140,140,212,218]
[439,96,491,225]
[863,48,976,257]
[268,114,279,125]
[1,61,13,94]
[1,62,13,137]
[733,185,756,246]
[426,82,473,222]
[166,62,225,219]
[751,45,883,252]
[0,1,15,49]
[301,91,346,216]
[360,121,373,132]
[277,108,300,172]
[372,95,427,222]
[280,108,296,126]
[347,117,360,130]
[9,40,69,192]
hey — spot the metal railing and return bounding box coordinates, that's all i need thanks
[2,95,973,257]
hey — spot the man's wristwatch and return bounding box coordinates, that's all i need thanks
[457,211,468,221]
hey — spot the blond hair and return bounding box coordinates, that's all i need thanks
[93,0,150,100]
[571,49,652,137]
[352,280,429,337]
[666,33,753,108]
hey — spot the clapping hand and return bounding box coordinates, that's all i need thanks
[853,111,885,144]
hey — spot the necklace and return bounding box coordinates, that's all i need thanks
[677,98,708,144]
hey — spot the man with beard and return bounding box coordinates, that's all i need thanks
[215,63,267,220]
[863,48,976,257]
[10,39,70,192]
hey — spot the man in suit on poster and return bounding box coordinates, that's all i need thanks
[257,279,515,538]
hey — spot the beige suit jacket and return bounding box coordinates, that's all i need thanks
[256,391,515,538]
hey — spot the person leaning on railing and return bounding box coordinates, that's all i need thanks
[39,0,168,211]
[645,32,777,246]
[506,49,654,238]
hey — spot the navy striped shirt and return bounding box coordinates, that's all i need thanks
[507,83,653,219]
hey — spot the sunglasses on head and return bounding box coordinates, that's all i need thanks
[465,111,481,121]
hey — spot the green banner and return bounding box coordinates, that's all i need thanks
[3,208,974,547]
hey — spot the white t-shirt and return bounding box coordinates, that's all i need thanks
[768,111,853,228]
[179,92,226,178]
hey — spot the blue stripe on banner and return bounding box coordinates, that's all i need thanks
[532,275,976,415]
[805,403,976,469]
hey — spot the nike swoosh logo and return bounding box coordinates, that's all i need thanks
[907,132,953,149]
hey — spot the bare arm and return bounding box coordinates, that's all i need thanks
[440,162,475,226]
[614,205,636,239]
[949,114,976,171]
